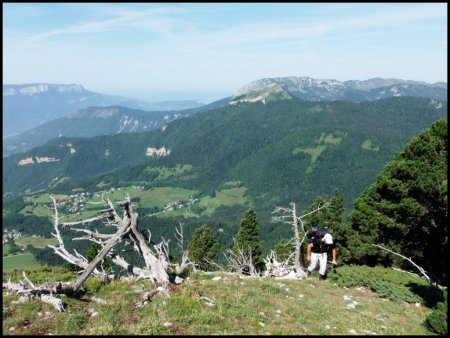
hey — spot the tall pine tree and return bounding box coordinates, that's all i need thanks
[303,189,348,261]
[232,208,262,269]
[188,224,219,271]
[344,119,447,284]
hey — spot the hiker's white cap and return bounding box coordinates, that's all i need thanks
[323,233,333,244]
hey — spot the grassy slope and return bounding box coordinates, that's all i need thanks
[3,253,41,272]
[2,268,435,335]
[14,236,58,248]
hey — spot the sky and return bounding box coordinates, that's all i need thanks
[3,2,447,103]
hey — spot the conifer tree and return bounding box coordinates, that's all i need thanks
[303,190,347,261]
[273,238,295,261]
[345,119,447,284]
[232,208,262,269]
[188,224,219,271]
[304,189,345,231]
[86,242,112,272]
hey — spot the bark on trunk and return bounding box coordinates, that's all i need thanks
[72,219,132,292]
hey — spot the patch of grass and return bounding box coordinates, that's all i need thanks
[15,236,58,248]
[293,145,327,164]
[54,298,86,335]
[307,105,323,113]
[29,194,69,203]
[3,244,11,256]
[220,180,242,189]
[293,131,344,165]
[19,204,53,218]
[2,294,53,335]
[71,188,84,192]
[144,164,193,182]
[199,187,249,216]
[2,266,436,335]
[96,180,110,188]
[318,131,345,145]
[3,266,78,284]
[331,264,441,305]
[3,253,41,273]
[362,139,380,151]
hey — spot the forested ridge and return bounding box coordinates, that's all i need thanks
[4,96,446,209]
[3,97,447,283]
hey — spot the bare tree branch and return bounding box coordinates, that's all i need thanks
[372,244,444,289]
[263,250,302,278]
[48,196,106,279]
[225,239,259,277]
[62,214,112,227]
[272,202,329,272]
[170,222,196,275]
[5,193,193,312]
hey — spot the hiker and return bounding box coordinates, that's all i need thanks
[306,232,336,280]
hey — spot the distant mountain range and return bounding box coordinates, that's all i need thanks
[2,98,230,157]
[2,83,204,136]
[230,76,447,104]
[3,77,446,158]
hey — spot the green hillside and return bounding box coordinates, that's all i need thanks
[2,96,447,264]
[4,96,446,212]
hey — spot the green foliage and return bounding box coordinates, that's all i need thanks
[2,213,53,237]
[345,119,448,284]
[2,100,447,280]
[331,264,444,306]
[425,292,448,335]
[3,265,77,284]
[304,189,345,231]
[273,238,295,261]
[187,224,220,271]
[4,97,446,218]
[86,242,102,262]
[233,208,263,269]
[84,242,112,273]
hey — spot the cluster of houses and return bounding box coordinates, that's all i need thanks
[53,192,92,214]
[162,196,198,213]
[3,229,22,246]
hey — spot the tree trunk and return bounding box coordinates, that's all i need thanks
[72,218,131,292]
[292,203,302,272]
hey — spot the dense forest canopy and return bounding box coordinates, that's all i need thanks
[2,99,447,286]
[341,119,447,284]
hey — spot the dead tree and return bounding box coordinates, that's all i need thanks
[171,222,197,275]
[224,239,260,277]
[271,202,328,277]
[3,194,191,311]
[3,272,65,312]
[263,250,296,278]
[55,196,171,290]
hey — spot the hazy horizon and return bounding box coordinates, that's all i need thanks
[3,3,447,103]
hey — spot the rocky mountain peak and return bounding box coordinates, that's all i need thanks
[230,83,292,105]
[232,76,447,103]
[3,83,85,96]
